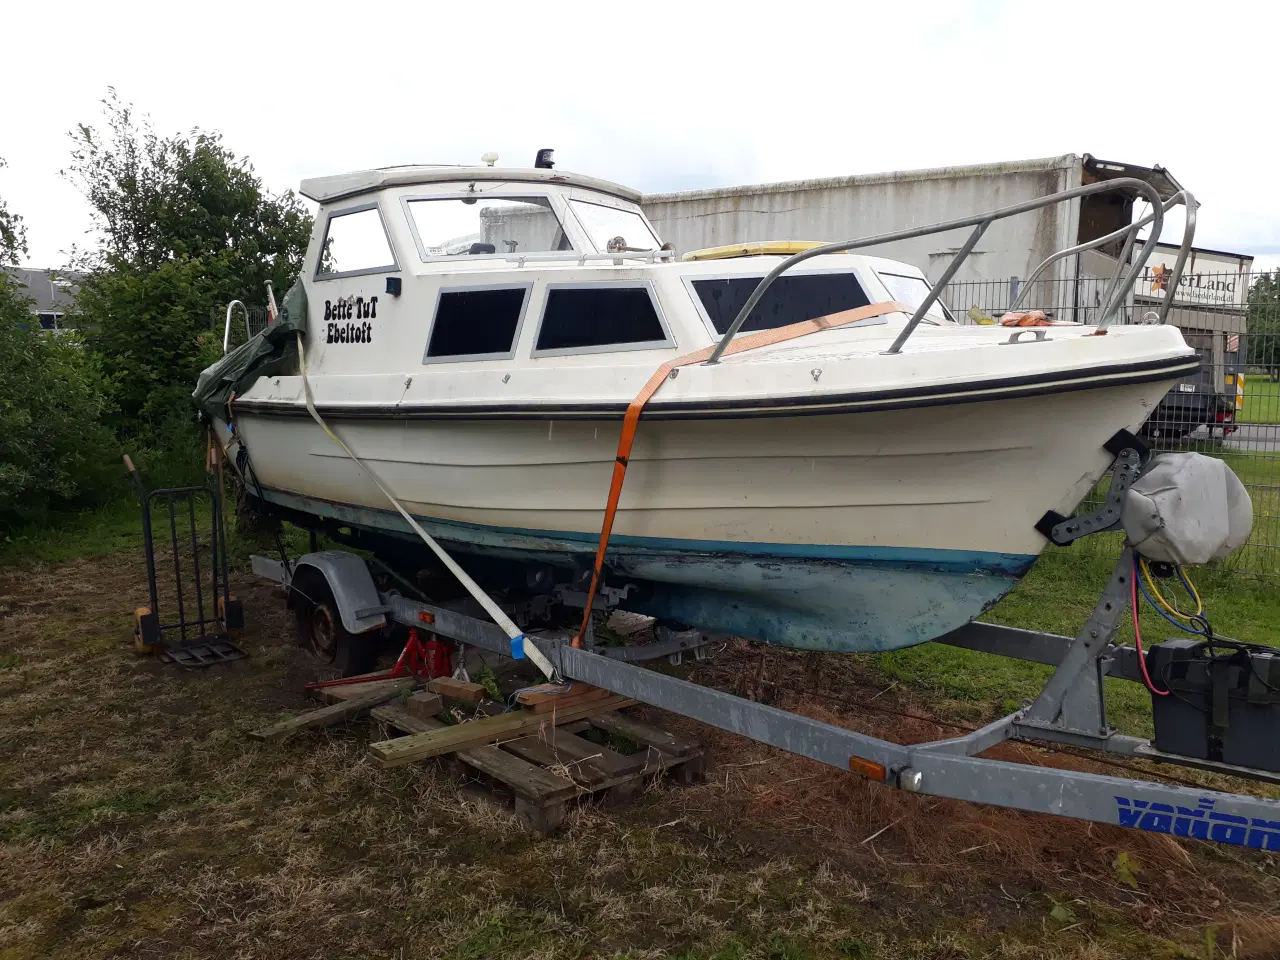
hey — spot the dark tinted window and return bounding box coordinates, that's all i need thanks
[693,273,871,334]
[536,286,666,352]
[426,287,527,359]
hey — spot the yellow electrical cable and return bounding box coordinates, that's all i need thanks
[1178,564,1203,613]
[1138,557,1202,621]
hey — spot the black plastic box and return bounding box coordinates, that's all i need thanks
[1147,638,1280,772]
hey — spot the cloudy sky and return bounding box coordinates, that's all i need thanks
[4,0,1276,271]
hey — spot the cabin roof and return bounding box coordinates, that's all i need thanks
[299,166,643,205]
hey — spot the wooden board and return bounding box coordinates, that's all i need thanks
[311,675,411,705]
[370,704,442,735]
[427,677,488,703]
[250,682,414,742]
[528,727,649,778]
[588,713,699,758]
[502,736,613,789]
[369,705,577,803]
[516,682,609,712]
[368,695,636,768]
[457,743,580,804]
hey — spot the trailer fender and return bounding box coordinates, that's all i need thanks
[289,550,387,635]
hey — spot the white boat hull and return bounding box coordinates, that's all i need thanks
[230,376,1168,651]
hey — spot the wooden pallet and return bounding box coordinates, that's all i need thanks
[311,674,703,835]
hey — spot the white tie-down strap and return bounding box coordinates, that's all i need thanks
[294,334,557,680]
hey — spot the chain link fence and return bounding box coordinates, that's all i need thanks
[211,303,272,354]
[943,269,1280,577]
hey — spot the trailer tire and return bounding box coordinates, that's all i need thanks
[291,568,378,677]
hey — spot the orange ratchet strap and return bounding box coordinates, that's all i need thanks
[573,300,909,646]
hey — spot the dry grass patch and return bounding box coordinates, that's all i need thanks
[0,550,1276,958]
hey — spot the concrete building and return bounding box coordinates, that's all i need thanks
[641,153,1181,294]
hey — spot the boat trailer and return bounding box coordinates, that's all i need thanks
[248,439,1280,854]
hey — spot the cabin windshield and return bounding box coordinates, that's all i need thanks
[570,199,660,253]
[876,271,955,323]
[406,197,572,257]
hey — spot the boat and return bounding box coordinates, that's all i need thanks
[196,154,1198,653]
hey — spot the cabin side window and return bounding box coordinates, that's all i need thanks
[315,205,398,279]
[876,272,956,323]
[568,199,660,253]
[691,273,872,334]
[533,284,671,355]
[424,286,531,362]
[405,197,572,258]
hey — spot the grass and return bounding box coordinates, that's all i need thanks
[1,511,1279,957]
[1240,377,1280,425]
[0,495,144,568]
[872,550,1280,735]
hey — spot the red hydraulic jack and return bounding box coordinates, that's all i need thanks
[304,614,454,692]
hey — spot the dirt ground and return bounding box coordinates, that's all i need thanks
[2,551,1279,959]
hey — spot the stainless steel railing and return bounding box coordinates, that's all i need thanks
[705,177,1184,365]
[1008,190,1196,326]
[222,300,251,355]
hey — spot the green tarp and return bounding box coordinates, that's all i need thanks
[192,281,307,423]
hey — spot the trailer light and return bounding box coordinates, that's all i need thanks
[418,611,435,624]
[848,757,887,780]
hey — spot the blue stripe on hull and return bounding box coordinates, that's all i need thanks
[261,487,1037,652]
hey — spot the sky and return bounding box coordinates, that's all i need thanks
[3,0,1277,272]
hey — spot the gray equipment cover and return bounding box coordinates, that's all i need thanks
[1121,453,1252,564]
[192,281,307,423]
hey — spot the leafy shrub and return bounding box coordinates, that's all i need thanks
[0,277,118,530]
[73,256,223,433]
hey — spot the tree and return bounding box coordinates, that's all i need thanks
[0,157,28,265]
[1247,271,1280,379]
[0,162,116,530]
[63,90,313,435]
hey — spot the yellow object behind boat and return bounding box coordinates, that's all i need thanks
[681,241,843,262]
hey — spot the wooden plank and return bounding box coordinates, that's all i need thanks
[369,705,577,802]
[502,737,613,789]
[427,677,488,703]
[517,682,604,708]
[250,682,414,741]
[311,676,409,705]
[588,713,699,758]
[370,704,443,735]
[518,684,613,715]
[369,696,636,767]
[371,706,581,803]
[532,728,647,778]
[458,744,580,803]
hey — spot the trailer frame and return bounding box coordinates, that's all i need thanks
[249,477,1280,854]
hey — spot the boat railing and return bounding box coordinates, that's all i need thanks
[705,178,1196,364]
[508,250,678,268]
[1009,189,1196,327]
[222,300,251,355]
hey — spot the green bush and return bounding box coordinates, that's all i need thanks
[73,257,223,433]
[0,277,118,530]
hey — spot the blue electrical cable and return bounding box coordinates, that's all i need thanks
[1135,564,1207,636]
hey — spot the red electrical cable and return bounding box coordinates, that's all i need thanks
[1131,558,1170,696]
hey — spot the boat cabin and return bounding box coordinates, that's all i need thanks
[295,160,954,379]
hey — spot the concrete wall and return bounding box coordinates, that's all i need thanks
[641,155,1083,285]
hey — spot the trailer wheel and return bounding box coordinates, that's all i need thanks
[291,568,377,677]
